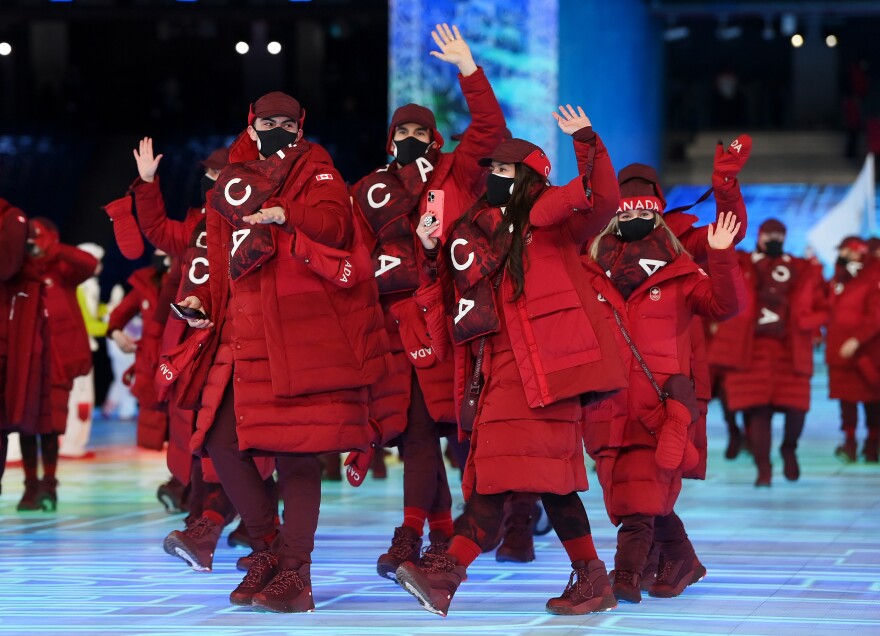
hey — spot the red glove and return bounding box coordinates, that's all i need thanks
[103,194,145,260]
[712,134,752,189]
[655,398,691,470]
[344,419,382,487]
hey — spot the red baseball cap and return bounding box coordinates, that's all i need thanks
[479,138,551,178]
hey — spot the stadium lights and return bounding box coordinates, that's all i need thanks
[267,41,282,55]
[235,41,249,54]
[0,42,11,56]
[826,34,838,48]
[791,33,804,48]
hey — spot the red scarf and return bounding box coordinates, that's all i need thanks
[210,142,310,280]
[353,149,441,294]
[752,254,798,338]
[596,228,677,300]
[447,203,513,344]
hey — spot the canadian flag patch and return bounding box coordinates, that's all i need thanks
[315,173,334,181]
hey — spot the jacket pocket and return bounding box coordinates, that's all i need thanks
[525,289,601,374]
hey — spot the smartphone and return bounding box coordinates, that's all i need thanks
[425,189,445,239]
[170,303,207,321]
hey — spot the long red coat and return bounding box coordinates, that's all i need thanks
[108,266,168,449]
[0,200,29,431]
[415,154,627,498]
[826,261,880,402]
[352,66,506,443]
[134,177,207,480]
[582,246,744,525]
[184,133,389,456]
[710,252,828,411]
[8,243,96,434]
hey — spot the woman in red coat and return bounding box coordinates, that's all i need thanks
[394,109,628,618]
[710,219,829,486]
[175,90,388,613]
[582,189,744,603]
[826,236,880,462]
[107,251,172,451]
[15,218,97,511]
[348,23,508,577]
[0,199,29,495]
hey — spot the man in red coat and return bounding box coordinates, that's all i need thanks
[0,199,29,495]
[826,236,880,462]
[348,23,509,577]
[710,219,828,486]
[175,90,388,612]
[13,218,97,511]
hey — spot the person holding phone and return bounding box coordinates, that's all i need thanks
[348,23,508,581]
[394,110,628,617]
[173,89,388,613]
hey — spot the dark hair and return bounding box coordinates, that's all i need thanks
[495,163,546,300]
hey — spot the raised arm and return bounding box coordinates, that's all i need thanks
[686,212,746,321]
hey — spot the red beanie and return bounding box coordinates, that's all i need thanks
[248,91,305,128]
[387,103,445,154]
[478,138,551,178]
[838,235,868,255]
[617,163,666,214]
[201,147,229,171]
[759,218,787,234]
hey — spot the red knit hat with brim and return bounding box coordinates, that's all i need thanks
[200,147,229,171]
[759,218,787,234]
[478,138,551,178]
[837,235,869,255]
[248,91,306,128]
[617,163,665,214]
[387,103,444,154]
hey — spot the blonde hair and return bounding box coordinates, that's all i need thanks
[588,213,688,261]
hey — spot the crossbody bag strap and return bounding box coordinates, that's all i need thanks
[612,308,667,402]
[467,272,503,394]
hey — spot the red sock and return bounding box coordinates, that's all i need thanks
[447,535,481,568]
[202,510,225,526]
[403,506,427,534]
[427,510,454,537]
[562,534,598,564]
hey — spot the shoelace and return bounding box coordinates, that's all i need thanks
[185,517,216,539]
[261,569,305,595]
[241,551,277,587]
[614,570,637,586]
[655,558,675,584]
[561,567,594,600]
[420,551,456,574]
[421,539,450,558]
[387,530,420,560]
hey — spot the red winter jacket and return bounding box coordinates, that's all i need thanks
[826,261,880,401]
[415,139,627,496]
[108,266,168,448]
[582,246,745,524]
[184,133,389,456]
[0,201,28,430]
[351,66,507,441]
[709,252,828,411]
[6,242,96,434]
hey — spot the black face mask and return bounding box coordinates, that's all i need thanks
[618,217,656,243]
[836,256,849,268]
[256,127,298,158]
[486,173,515,207]
[393,136,431,166]
[200,174,217,198]
[763,240,784,257]
[152,254,170,274]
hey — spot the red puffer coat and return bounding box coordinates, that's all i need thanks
[10,243,96,434]
[108,266,168,449]
[352,66,506,443]
[710,252,828,411]
[582,246,744,525]
[415,153,626,498]
[184,134,388,456]
[0,201,29,431]
[133,178,208,479]
[826,261,880,402]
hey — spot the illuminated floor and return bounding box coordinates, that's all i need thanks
[1,373,879,635]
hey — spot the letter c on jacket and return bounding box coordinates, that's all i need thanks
[224,178,252,207]
[451,238,475,271]
[367,183,391,209]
